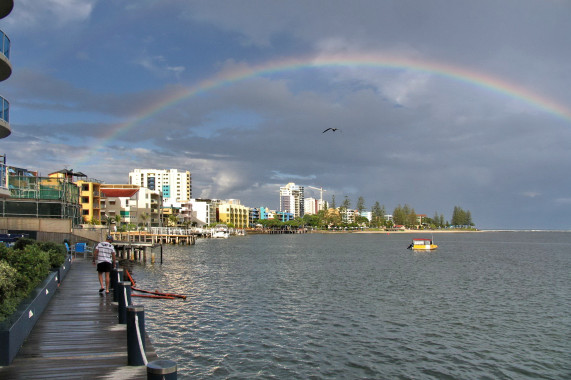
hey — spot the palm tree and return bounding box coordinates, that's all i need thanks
[140,212,150,231]
[167,214,178,227]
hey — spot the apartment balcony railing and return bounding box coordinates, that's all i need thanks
[0,95,9,138]
[0,29,9,59]
[0,29,10,82]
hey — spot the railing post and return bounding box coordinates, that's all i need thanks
[117,280,132,324]
[126,305,147,366]
[112,268,124,302]
[147,360,177,379]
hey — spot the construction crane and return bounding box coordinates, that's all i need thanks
[307,186,327,203]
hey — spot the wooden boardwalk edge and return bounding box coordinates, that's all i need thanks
[0,258,160,379]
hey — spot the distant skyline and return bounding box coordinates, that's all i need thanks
[1,1,570,229]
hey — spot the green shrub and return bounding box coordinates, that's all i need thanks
[0,260,17,304]
[2,245,50,297]
[0,260,18,321]
[37,241,67,268]
[0,242,61,322]
[12,238,36,251]
[0,243,10,261]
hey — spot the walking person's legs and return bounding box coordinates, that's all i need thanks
[98,270,105,292]
[105,271,111,293]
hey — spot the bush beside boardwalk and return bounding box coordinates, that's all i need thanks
[0,239,69,365]
[0,239,67,322]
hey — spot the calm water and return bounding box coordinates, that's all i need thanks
[130,232,571,379]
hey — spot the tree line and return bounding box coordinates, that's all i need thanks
[257,196,474,230]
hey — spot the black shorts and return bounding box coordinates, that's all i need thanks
[96,262,113,273]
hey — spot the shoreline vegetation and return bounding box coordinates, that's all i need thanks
[313,229,480,234]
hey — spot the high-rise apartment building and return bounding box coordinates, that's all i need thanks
[129,169,191,207]
[304,197,328,215]
[279,182,304,218]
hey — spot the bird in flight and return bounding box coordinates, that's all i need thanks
[322,128,340,133]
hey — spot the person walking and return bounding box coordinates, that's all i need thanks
[93,235,116,294]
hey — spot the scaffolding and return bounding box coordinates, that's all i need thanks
[0,176,81,223]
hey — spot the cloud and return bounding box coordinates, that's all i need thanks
[7,0,96,29]
[136,55,186,79]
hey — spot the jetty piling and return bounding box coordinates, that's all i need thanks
[112,267,124,303]
[127,305,147,366]
[117,280,132,324]
[147,360,178,380]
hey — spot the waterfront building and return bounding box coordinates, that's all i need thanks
[266,209,277,219]
[49,170,106,224]
[279,182,304,218]
[75,179,102,224]
[180,199,211,227]
[101,185,162,228]
[129,168,192,208]
[259,206,270,220]
[340,208,356,224]
[304,197,318,215]
[0,169,81,224]
[361,211,372,222]
[191,198,224,226]
[249,207,260,227]
[276,211,294,222]
[217,201,249,228]
[303,197,328,215]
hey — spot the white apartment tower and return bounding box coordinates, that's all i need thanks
[279,182,304,218]
[304,197,328,215]
[129,168,192,207]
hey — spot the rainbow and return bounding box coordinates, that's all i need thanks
[74,53,571,165]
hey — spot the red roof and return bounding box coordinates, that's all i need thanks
[100,188,139,198]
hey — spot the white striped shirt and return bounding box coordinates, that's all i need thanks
[95,241,115,263]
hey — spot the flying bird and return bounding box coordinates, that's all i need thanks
[322,128,340,133]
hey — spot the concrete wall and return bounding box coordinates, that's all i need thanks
[0,217,72,233]
[0,217,104,246]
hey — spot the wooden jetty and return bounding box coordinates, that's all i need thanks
[111,231,197,245]
[113,241,161,264]
[257,228,308,234]
[0,258,160,379]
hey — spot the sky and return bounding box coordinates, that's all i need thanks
[1,0,570,230]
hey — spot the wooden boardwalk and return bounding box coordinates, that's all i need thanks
[0,257,159,379]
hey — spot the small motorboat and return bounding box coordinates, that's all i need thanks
[407,238,438,250]
[212,224,230,238]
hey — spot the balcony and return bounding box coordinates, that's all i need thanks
[0,95,9,138]
[0,29,10,81]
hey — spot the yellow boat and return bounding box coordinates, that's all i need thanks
[408,238,438,250]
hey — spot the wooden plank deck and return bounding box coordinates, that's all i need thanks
[0,257,159,379]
